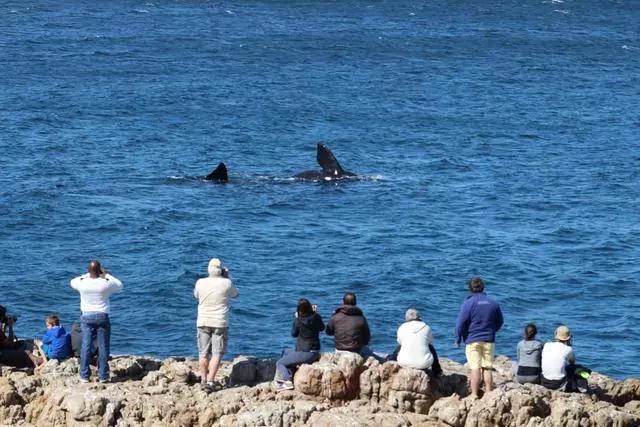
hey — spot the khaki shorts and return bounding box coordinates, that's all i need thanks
[197,327,228,358]
[465,342,495,369]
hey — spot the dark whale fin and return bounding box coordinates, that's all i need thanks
[205,162,228,182]
[316,143,346,175]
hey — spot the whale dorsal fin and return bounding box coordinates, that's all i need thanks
[205,162,228,182]
[316,143,345,175]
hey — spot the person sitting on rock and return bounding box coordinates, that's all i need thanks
[393,308,442,377]
[274,298,325,391]
[0,305,37,369]
[541,325,591,393]
[326,292,383,362]
[514,323,543,384]
[35,315,73,365]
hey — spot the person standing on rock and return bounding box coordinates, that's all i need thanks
[455,277,504,399]
[326,292,383,362]
[194,258,239,390]
[70,260,123,383]
[274,298,325,391]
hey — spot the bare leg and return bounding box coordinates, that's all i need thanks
[35,340,48,365]
[483,368,494,393]
[469,368,481,399]
[199,357,209,383]
[206,354,222,383]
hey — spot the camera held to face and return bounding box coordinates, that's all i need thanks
[1,311,17,326]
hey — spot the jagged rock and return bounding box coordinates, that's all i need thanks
[230,356,258,385]
[230,356,276,385]
[159,358,197,384]
[1,354,639,426]
[109,356,160,381]
[294,351,365,400]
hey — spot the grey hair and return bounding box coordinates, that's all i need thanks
[405,308,421,322]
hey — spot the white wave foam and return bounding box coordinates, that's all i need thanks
[554,9,569,14]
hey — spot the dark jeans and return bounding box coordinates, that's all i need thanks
[80,312,110,381]
[275,348,320,382]
[389,344,443,377]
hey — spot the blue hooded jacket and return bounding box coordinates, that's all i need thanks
[455,292,503,345]
[42,326,72,360]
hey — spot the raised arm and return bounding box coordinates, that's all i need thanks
[105,274,123,293]
[69,274,87,290]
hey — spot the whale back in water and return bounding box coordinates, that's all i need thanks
[205,162,228,182]
[294,144,355,180]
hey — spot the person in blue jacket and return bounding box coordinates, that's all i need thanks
[455,277,503,399]
[39,315,72,363]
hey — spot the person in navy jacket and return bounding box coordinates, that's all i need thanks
[455,277,503,399]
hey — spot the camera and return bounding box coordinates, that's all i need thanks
[221,267,229,278]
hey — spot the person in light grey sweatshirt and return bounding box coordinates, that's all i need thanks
[515,324,543,384]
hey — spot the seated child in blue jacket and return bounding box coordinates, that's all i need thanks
[40,315,72,362]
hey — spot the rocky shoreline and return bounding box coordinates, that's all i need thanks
[1,352,639,426]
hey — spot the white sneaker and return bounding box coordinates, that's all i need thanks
[276,381,294,391]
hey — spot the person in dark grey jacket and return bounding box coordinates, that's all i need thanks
[515,324,543,384]
[326,292,382,361]
[274,298,325,391]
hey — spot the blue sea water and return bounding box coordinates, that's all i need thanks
[1,0,639,379]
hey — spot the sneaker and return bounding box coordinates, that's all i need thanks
[79,377,90,383]
[276,381,294,392]
[99,378,110,384]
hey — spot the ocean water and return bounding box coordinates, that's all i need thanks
[1,0,639,379]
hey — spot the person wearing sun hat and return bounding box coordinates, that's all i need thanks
[541,325,576,391]
[194,258,239,390]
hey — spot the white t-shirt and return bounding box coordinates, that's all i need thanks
[397,320,434,370]
[541,341,575,380]
[194,276,239,328]
[70,273,123,314]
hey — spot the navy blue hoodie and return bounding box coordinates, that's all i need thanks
[455,292,503,345]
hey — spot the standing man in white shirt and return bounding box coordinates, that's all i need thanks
[70,260,123,383]
[194,258,239,390]
[193,258,240,388]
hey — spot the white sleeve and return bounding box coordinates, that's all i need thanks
[105,274,123,293]
[397,326,403,345]
[227,281,239,298]
[194,281,200,299]
[70,274,86,290]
